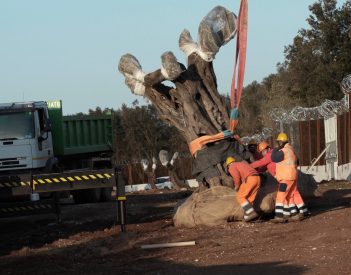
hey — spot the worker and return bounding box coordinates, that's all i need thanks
[225,156,261,222]
[250,141,276,177]
[271,133,309,223]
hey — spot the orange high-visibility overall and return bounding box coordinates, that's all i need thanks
[275,144,306,218]
[228,161,261,218]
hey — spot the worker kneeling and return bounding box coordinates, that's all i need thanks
[226,156,261,222]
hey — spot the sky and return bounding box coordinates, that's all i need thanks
[0,1,343,114]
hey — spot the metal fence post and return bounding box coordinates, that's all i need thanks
[115,167,127,232]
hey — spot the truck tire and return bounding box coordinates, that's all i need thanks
[100,187,112,202]
[71,190,86,204]
[72,189,101,204]
[84,188,101,203]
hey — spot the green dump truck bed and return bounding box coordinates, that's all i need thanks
[47,100,113,156]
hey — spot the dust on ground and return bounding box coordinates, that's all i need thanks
[0,181,351,275]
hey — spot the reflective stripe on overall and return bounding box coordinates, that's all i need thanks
[237,175,261,217]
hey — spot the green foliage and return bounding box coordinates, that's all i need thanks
[240,0,351,135]
[237,81,264,136]
[283,0,351,105]
[113,104,187,163]
[88,107,113,115]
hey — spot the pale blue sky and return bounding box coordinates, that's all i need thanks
[0,1,342,114]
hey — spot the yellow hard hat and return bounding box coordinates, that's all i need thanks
[276,132,288,142]
[225,156,236,167]
[258,141,269,153]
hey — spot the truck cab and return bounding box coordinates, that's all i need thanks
[0,101,53,173]
[0,100,114,207]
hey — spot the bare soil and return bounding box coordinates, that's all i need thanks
[1,181,351,275]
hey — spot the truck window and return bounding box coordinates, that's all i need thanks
[0,111,35,140]
[38,108,45,132]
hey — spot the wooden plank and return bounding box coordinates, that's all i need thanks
[141,241,196,249]
[299,121,311,166]
[310,120,317,166]
[336,115,343,165]
[343,113,348,164]
[345,111,351,163]
[316,119,321,165]
[298,122,304,166]
[319,119,326,165]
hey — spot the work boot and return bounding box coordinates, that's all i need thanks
[270,216,287,223]
[244,211,259,222]
[298,212,311,220]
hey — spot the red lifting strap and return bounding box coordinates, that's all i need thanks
[230,0,248,109]
[188,1,249,156]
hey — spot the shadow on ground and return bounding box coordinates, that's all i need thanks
[0,234,308,275]
[0,190,192,257]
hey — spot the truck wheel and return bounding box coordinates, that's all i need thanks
[100,187,112,202]
[71,190,86,204]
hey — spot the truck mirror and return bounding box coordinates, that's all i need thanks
[44,118,52,132]
[38,130,49,142]
[38,136,45,142]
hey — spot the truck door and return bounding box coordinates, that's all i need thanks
[32,108,54,169]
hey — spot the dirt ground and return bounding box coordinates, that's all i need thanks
[1,181,351,275]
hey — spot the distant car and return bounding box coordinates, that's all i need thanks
[155,176,173,189]
[156,176,171,184]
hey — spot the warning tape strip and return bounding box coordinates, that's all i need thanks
[0,173,114,188]
[0,203,52,213]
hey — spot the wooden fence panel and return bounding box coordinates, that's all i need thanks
[337,108,351,165]
[298,119,325,166]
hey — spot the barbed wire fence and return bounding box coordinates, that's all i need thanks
[240,74,351,144]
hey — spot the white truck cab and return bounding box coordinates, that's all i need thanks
[0,101,54,172]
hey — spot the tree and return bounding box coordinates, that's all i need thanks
[117,5,320,225]
[88,107,113,115]
[282,0,351,106]
[113,104,186,164]
[118,6,237,188]
[238,81,265,136]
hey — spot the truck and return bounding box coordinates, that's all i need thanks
[0,100,115,220]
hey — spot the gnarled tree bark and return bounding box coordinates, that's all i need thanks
[119,6,238,189]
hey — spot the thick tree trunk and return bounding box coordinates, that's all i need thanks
[143,53,229,142]
[118,6,238,188]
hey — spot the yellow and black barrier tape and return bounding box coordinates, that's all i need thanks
[0,181,29,188]
[0,203,52,213]
[0,172,114,188]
